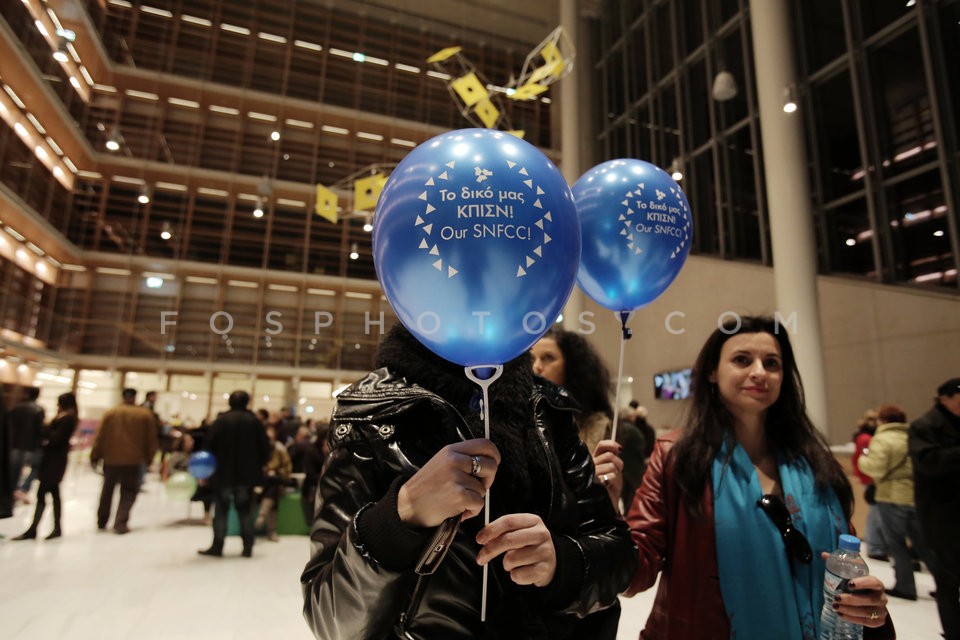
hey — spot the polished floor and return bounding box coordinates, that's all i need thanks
[0,459,943,640]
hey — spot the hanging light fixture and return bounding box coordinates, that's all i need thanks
[711,70,738,102]
[105,128,121,151]
[349,242,359,260]
[160,221,172,240]
[137,185,151,204]
[53,37,70,63]
[670,158,684,181]
[362,213,373,233]
[253,196,265,218]
[782,85,798,113]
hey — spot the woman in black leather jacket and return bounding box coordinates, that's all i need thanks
[301,325,636,639]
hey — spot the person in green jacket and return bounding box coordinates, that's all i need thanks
[859,403,931,601]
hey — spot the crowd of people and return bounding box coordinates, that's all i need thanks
[1,385,331,552]
[2,321,957,639]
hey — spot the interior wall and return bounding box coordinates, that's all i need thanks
[582,255,960,443]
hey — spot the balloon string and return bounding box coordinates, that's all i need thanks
[463,364,504,623]
[610,311,633,442]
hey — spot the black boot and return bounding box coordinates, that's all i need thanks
[46,528,62,540]
[47,490,62,539]
[17,496,44,540]
[198,541,223,557]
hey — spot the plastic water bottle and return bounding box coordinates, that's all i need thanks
[819,534,869,640]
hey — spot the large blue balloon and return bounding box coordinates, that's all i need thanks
[573,159,692,311]
[187,451,216,480]
[374,129,580,366]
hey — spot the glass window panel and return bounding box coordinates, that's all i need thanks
[252,378,286,416]
[267,206,308,272]
[884,170,953,286]
[605,45,627,117]
[718,0,740,25]
[654,87,680,164]
[626,25,648,105]
[228,201,266,268]
[77,370,123,420]
[824,199,875,278]
[798,0,848,73]
[680,0,704,56]
[867,28,935,179]
[603,1,624,44]
[630,104,653,161]
[35,367,75,417]
[687,58,710,149]
[345,221,376,280]
[144,190,189,259]
[622,0,644,25]
[131,281,177,358]
[861,1,913,39]
[940,3,960,133]
[186,195,228,264]
[811,70,863,202]
[170,374,208,392]
[690,150,720,255]
[652,3,674,81]
[724,126,762,261]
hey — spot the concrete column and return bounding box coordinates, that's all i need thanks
[560,0,584,329]
[748,0,829,432]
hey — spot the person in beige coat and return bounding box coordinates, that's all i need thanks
[91,388,158,534]
[859,403,931,600]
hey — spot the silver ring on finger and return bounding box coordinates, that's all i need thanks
[601,473,609,485]
[470,455,482,477]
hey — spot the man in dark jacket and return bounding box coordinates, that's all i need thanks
[909,377,960,640]
[8,386,45,501]
[301,325,636,639]
[198,390,271,558]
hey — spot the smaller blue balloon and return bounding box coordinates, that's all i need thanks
[187,451,216,480]
[573,159,693,312]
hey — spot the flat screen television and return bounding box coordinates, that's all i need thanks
[653,368,692,400]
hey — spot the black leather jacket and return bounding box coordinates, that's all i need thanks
[301,368,636,639]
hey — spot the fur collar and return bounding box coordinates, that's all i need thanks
[376,323,548,518]
[376,323,536,424]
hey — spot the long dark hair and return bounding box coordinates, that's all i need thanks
[671,316,853,521]
[57,392,78,412]
[543,328,613,419]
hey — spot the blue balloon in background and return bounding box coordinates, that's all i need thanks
[573,159,693,311]
[374,129,581,366]
[187,451,216,480]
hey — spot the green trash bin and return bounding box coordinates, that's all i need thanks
[226,503,260,537]
[278,491,311,535]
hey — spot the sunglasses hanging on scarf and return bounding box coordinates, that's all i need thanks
[757,494,813,565]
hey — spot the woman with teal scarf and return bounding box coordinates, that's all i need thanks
[623,316,894,639]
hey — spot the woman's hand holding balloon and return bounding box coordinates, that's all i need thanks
[397,439,500,528]
[593,439,625,506]
[476,514,557,587]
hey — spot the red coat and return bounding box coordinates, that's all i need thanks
[625,431,729,639]
[625,431,895,640]
[852,431,874,485]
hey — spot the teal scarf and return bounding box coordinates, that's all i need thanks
[712,441,847,640]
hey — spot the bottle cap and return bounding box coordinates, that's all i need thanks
[838,534,861,552]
